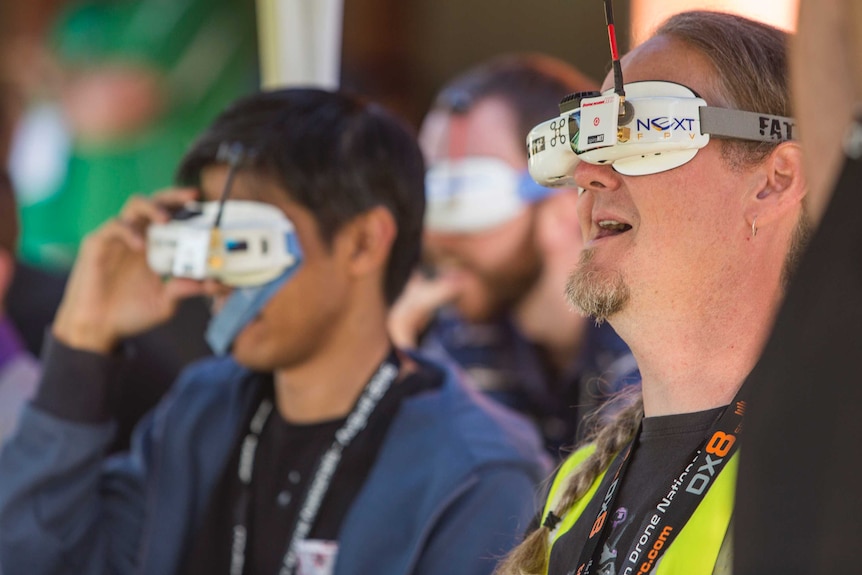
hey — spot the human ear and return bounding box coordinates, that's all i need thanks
[341,206,397,278]
[744,142,807,232]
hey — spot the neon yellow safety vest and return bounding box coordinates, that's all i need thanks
[542,446,737,575]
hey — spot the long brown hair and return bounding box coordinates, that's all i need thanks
[495,392,643,575]
[494,11,790,575]
[658,11,790,169]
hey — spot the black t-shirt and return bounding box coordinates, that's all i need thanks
[548,406,725,575]
[184,358,443,575]
[735,152,862,573]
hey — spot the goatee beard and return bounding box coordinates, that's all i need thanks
[565,248,630,325]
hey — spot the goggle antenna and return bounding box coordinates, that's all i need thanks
[603,0,625,99]
[214,142,257,229]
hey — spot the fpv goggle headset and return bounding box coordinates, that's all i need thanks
[526,80,796,185]
[146,200,301,287]
[424,157,555,233]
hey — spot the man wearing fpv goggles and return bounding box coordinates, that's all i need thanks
[497,10,809,575]
[388,54,639,455]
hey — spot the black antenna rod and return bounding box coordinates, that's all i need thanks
[213,143,247,229]
[603,0,625,98]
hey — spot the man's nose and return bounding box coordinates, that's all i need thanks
[572,160,622,195]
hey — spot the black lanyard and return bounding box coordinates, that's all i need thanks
[230,352,400,575]
[574,386,747,575]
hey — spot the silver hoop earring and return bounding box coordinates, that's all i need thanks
[751,217,758,238]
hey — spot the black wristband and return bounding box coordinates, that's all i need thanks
[33,334,125,423]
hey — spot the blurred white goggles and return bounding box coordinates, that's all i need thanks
[527,81,796,184]
[147,200,301,287]
[425,156,555,233]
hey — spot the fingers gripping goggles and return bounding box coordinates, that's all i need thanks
[147,200,304,356]
[527,80,797,184]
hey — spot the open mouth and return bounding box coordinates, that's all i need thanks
[596,219,633,239]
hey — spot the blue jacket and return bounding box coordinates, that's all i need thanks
[421,309,640,454]
[0,348,549,575]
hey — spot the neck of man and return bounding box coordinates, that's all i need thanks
[512,261,587,373]
[612,266,784,418]
[272,299,393,424]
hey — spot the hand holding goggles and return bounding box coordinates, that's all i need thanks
[527,80,797,183]
[145,141,305,355]
[147,200,302,287]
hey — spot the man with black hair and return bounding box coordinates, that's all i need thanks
[389,54,638,454]
[0,88,548,575]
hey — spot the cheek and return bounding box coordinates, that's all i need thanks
[634,194,735,273]
[576,203,592,242]
[632,171,695,231]
[252,263,324,326]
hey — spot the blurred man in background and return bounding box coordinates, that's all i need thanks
[389,54,638,455]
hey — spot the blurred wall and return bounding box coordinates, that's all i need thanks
[3,0,629,141]
[341,0,630,128]
[3,0,628,154]
[631,0,797,44]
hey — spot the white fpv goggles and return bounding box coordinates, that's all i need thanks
[147,200,301,287]
[425,157,556,233]
[527,81,796,184]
